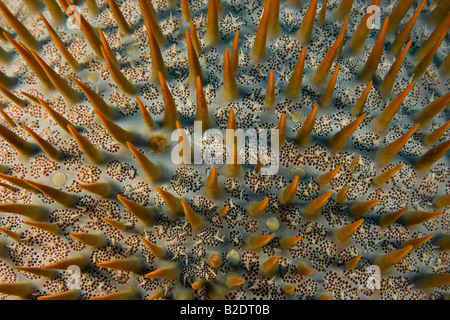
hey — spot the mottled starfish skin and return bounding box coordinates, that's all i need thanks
[0,0,449,300]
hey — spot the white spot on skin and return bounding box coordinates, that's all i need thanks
[53,172,67,186]
[266,217,280,231]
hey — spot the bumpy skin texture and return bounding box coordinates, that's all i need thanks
[0,0,449,300]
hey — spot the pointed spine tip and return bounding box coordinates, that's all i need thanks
[296,261,315,276]
[181,199,206,229]
[280,175,299,205]
[144,264,180,279]
[97,257,142,273]
[247,234,272,250]
[376,245,413,271]
[117,194,153,226]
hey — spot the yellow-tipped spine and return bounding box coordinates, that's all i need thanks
[70,232,105,248]
[346,0,380,54]
[158,71,178,129]
[204,0,219,46]
[280,176,299,205]
[230,29,239,73]
[318,0,327,26]
[372,82,415,132]
[346,254,362,270]
[412,32,446,80]
[317,166,340,186]
[39,12,81,72]
[402,210,444,227]
[280,236,302,249]
[433,195,450,209]
[416,93,450,126]
[43,0,65,24]
[94,109,134,144]
[39,98,73,133]
[389,0,425,57]
[0,227,21,241]
[106,0,131,35]
[156,187,183,216]
[205,167,221,199]
[349,199,379,218]
[71,77,113,118]
[38,289,80,300]
[14,266,56,278]
[423,120,450,147]
[142,238,165,258]
[21,124,61,161]
[3,33,53,89]
[181,199,206,230]
[23,221,60,234]
[0,85,26,108]
[97,257,142,273]
[295,104,318,147]
[319,64,340,108]
[377,124,419,167]
[0,123,34,155]
[144,264,180,279]
[78,182,113,198]
[0,282,34,298]
[101,46,135,95]
[264,69,275,108]
[334,219,364,244]
[136,97,155,130]
[42,255,88,270]
[31,50,80,104]
[138,0,164,47]
[117,194,154,226]
[181,0,191,22]
[223,48,238,102]
[0,203,46,221]
[296,261,314,276]
[386,0,414,35]
[127,142,161,183]
[379,207,408,228]
[359,16,389,82]
[277,113,286,148]
[261,256,279,277]
[98,28,119,67]
[25,179,76,207]
[402,234,434,250]
[250,1,269,63]
[285,46,306,100]
[372,164,403,187]
[376,245,413,271]
[90,289,138,300]
[334,0,353,21]
[0,173,39,193]
[303,191,332,217]
[247,234,273,250]
[67,125,104,164]
[267,0,280,39]
[248,197,269,217]
[417,274,450,289]
[0,0,39,50]
[312,17,347,86]
[336,185,350,204]
[415,15,450,62]
[146,21,166,81]
[380,39,412,98]
[196,76,210,129]
[415,140,450,173]
[189,19,202,55]
[296,0,317,44]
